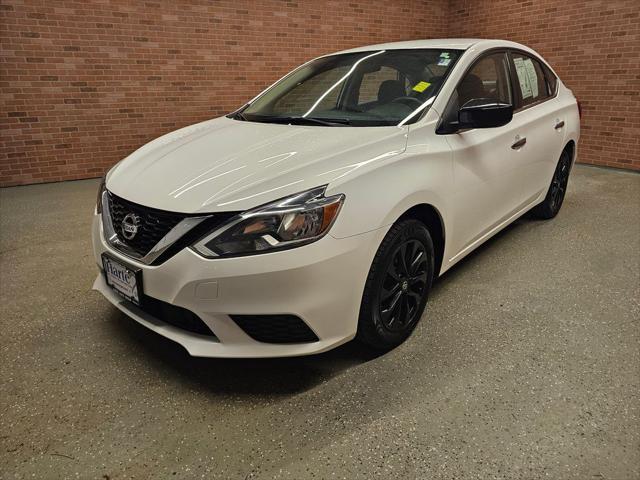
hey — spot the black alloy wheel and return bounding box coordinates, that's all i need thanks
[378,239,429,332]
[549,151,572,212]
[357,219,434,350]
[532,149,573,219]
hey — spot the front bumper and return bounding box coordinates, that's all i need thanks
[92,214,385,357]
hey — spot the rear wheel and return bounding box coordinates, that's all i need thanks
[357,219,434,350]
[532,149,572,219]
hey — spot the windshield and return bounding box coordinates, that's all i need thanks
[235,49,462,127]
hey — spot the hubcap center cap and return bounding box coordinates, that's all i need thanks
[401,280,409,292]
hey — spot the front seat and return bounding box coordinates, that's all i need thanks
[377,80,405,103]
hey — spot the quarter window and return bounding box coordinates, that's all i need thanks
[542,63,558,95]
[511,53,550,107]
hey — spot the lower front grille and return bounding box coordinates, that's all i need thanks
[133,295,215,337]
[230,315,319,344]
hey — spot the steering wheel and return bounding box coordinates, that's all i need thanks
[391,96,423,108]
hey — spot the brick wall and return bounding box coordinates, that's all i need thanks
[1,0,638,187]
[448,0,640,171]
[0,0,449,186]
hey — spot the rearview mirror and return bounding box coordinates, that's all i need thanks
[458,98,513,130]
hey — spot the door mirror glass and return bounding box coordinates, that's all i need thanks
[458,98,513,129]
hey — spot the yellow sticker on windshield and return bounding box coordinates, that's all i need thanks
[412,81,431,93]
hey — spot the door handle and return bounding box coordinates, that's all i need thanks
[554,120,565,130]
[511,136,527,149]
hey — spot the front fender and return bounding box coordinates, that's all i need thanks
[328,151,452,242]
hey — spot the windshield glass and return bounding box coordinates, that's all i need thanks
[236,49,462,127]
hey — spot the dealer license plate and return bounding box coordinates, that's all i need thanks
[102,253,142,306]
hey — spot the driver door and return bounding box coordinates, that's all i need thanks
[442,52,525,263]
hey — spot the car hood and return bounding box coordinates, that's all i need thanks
[106,117,408,213]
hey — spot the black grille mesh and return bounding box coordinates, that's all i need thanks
[230,315,319,344]
[108,192,185,258]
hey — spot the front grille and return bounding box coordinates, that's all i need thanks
[132,294,215,337]
[106,191,238,265]
[108,192,185,258]
[230,315,319,344]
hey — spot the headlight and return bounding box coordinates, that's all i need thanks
[96,175,106,214]
[191,186,344,258]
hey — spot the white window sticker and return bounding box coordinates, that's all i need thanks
[523,59,539,98]
[437,58,451,66]
[514,57,533,99]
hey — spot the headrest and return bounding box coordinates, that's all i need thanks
[458,74,485,105]
[378,80,405,103]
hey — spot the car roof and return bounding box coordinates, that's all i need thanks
[333,38,528,54]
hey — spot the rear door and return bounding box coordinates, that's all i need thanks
[507,50,566,203]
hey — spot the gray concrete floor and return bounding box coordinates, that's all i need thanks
[1,165,639,479]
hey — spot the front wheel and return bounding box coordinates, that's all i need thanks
[357,219,434,350]
[532,149,572,219]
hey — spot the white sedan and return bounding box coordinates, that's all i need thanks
[92,38,580,357]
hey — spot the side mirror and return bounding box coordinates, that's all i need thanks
[458,98,513,129]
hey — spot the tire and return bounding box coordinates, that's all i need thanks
[357,219,435,350]
[532,149,573,219]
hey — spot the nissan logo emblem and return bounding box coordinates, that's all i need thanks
[121,213,140,240]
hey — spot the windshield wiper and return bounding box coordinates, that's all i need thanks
[229,111,248,121]
[252,115,350,126]
[302,116,350,126]
[227,103,250,121]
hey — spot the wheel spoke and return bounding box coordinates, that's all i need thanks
[409,249,425,275]
[381,291,402,321]
[409,272,427,286]
[387,257,401,281]
[387,269,400,282]
[383,291,403,328]
[381,282,400,301]
[406,240,415,258]
[398,244,410,276]
[400,295,410,324]
[409,273,427,291]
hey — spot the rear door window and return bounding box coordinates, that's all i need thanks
[510,52,551,108]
